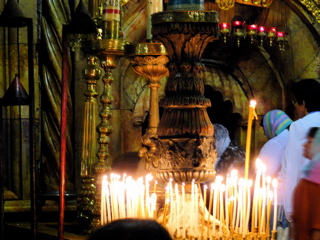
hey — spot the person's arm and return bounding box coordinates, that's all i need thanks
[283,121,304,219]
[258,140,283,177]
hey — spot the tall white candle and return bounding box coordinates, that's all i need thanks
[146,0,152,40]
[101,176,107,225]
[245,180,252,236]
[219,184,225,235]
[212,182,218,236]
[175,183,180,237]
[182,183,186,239]
[207,185,213,238]
[260,187,266,234]
[272,179,278,231]
[153,0,163,13]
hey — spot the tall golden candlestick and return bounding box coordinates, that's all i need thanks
[245,100,258,179]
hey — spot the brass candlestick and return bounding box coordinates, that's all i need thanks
[77,55,101,234]
[87,39,127,228]
[125,42,169,155]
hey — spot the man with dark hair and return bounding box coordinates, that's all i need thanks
[280,79,320,230]
[87,219,172,240]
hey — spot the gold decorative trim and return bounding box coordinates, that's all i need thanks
[152,11,219,25]
[125,42,167,56]
[87,39,128,51]
[299,0,320,23]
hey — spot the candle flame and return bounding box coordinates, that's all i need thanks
[268,190,273,200]
[216,175,223,182]
[250,100,257,107]
[272,179,278,188]
[248,179,253,187]
[266,176,272,184]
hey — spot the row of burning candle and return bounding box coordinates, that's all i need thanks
[100,159,278,239]
[219,21,288,49]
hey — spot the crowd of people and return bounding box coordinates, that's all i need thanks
[258,78,320,240]
[88,78,320,240]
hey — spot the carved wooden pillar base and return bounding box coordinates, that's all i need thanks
[144,11,220,184]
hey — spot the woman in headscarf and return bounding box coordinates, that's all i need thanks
[258,109,293,177]
[213,123,245,176]
[292,127,320,240]
[258,110,293,236]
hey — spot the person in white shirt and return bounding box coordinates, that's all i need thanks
[258,110,293,237]
[258,109,293,177]
[281,79,320,227]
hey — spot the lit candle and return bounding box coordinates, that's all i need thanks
[232,178,238,231]
[245,180,252,236]
[153,0,163,13]
[272,179,278,231]
[236,179,242,233]
[182,183,186,239]
[163,186,170,226]
[175,183,180,237]
[207,185,213,237]
[154,180,157,193]
[244,100,258,179]
[267,191,273,234]
[219,184,225,235]
[195,184,199,236]
[202,185,207,238]
[106,179,112,222]
[225,179,229,231]
[191,179,195,233]
[212,182,218,236]
[259,187,266,234]
[101,175,107,225]
[151,192,157,219]
[169,179,173,227]
[146,0,152,41]
[253,158,262,228]
[101,0,121,39]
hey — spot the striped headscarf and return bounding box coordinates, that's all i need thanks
[262,110,293,139]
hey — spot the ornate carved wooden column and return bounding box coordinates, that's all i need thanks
[138,11,220,183]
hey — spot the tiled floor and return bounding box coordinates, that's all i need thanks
[3,211,88,240]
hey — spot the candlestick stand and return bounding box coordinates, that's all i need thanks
[125,42,169,156]
[91,39,127,228]
[77,39,127,231]
[77,55,101,234]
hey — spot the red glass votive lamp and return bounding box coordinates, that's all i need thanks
[246,24,257,44]
[218,23,231,43]
[276,31,288,51]
[257,26,267,45]
[267,27,277,46]
[232,20,245,28]
[267,27,277,38]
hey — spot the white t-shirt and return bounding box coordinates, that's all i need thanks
[258,129,289,207]
[281,111,320,218]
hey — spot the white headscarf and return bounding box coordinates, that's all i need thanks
[213,124,231,167]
